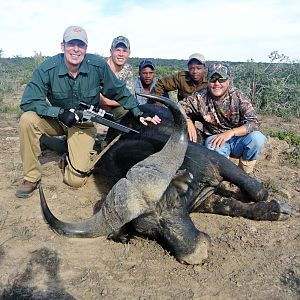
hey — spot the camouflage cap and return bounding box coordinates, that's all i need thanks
[111,36,130,49]
[208,63,231,79]
[63,26,88,45]
[188,53,206,65]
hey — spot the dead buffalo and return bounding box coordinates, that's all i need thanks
[40,94,291,265]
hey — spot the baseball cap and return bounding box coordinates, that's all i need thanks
[139,59,155,71]
[63,26,88,45]
[187,53,206,65]
[208,63,231,79]
[111,36,130,49]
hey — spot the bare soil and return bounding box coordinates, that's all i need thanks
[0,112,299,299]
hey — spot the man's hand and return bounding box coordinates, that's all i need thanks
[139,113,161,126]
[58,108,80,127]
[209,130,235,148]
[187,119,197,142]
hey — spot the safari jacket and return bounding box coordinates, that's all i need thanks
[154,71,208,101]
[21,53,142,118]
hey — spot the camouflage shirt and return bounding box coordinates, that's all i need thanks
[109,60,134,94]
[178,86,260,136]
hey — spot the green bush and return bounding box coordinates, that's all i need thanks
[267,129,300,147]
[267,129,300,165]
[0,103,22,114]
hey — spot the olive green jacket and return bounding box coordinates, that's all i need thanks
[21,53,141,118]
[154,71,208,101]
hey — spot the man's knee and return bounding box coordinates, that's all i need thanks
[19,111,39,129]
[204,136,229,157]
[249,131,267,150]
[63,167,88,188]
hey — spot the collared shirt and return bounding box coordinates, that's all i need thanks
[178,86,260,136]
[134,77,158,105]
[21,53,141,118]
[154,71,208,101]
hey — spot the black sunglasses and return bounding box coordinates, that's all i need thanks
[209,77,228,83]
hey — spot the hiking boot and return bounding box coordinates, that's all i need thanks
[15,179,40,198]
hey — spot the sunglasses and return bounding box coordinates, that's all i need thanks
[209,77,228,83]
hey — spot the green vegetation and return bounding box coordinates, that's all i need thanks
[267,129,300,164]
[267,129,300,147]
[0,103,22,114]
[232,51,300,119]
[0,51,299,119]
[0,51,45,102]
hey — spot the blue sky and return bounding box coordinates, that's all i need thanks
[1,0,299,62]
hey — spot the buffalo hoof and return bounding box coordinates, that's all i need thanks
[177,233,211,265]
[270,199,292,221]
[252,199,292,221]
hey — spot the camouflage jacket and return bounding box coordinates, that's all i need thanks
[154,71,208,101]
[111,61,134,94]
[178,86,260,136]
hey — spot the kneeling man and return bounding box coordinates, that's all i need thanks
[178,63,267,174]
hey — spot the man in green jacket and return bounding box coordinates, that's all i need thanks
[154,53,208,101]
[16,25,160,198]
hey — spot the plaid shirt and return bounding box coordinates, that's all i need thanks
[178,86,260,136]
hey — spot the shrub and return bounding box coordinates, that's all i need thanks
[267,129,300,165]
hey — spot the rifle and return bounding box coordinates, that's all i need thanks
[78,101,139,134]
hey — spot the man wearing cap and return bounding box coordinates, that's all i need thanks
[134,59,158,105]
[16,26,160,198]
[154,53,208,102]
[178,63,267,175]
[100,35,133,120]
[100,35,137,144]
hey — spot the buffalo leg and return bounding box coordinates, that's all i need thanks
[196,195,291,221]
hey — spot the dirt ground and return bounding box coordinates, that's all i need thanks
[0,111,299,300]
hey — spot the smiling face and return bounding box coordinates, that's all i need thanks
[110,44,130,67]
[188,61,205,83]
[61,39,87,70]
[208,74,230,99]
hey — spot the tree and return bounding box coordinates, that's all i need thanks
[232,51,300,118]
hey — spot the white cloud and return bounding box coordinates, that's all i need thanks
[0,0,299,62]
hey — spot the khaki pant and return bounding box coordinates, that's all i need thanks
[110,106,128,121]
[19,111,97,188]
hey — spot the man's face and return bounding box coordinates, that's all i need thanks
[140,67,155,86]
[110,44,130,67]
[188,62,205,82]
[61,39,87,68]
[208,74,230,99]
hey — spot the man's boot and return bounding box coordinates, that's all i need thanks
[16,180,40,198]
[238,158,257,175]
